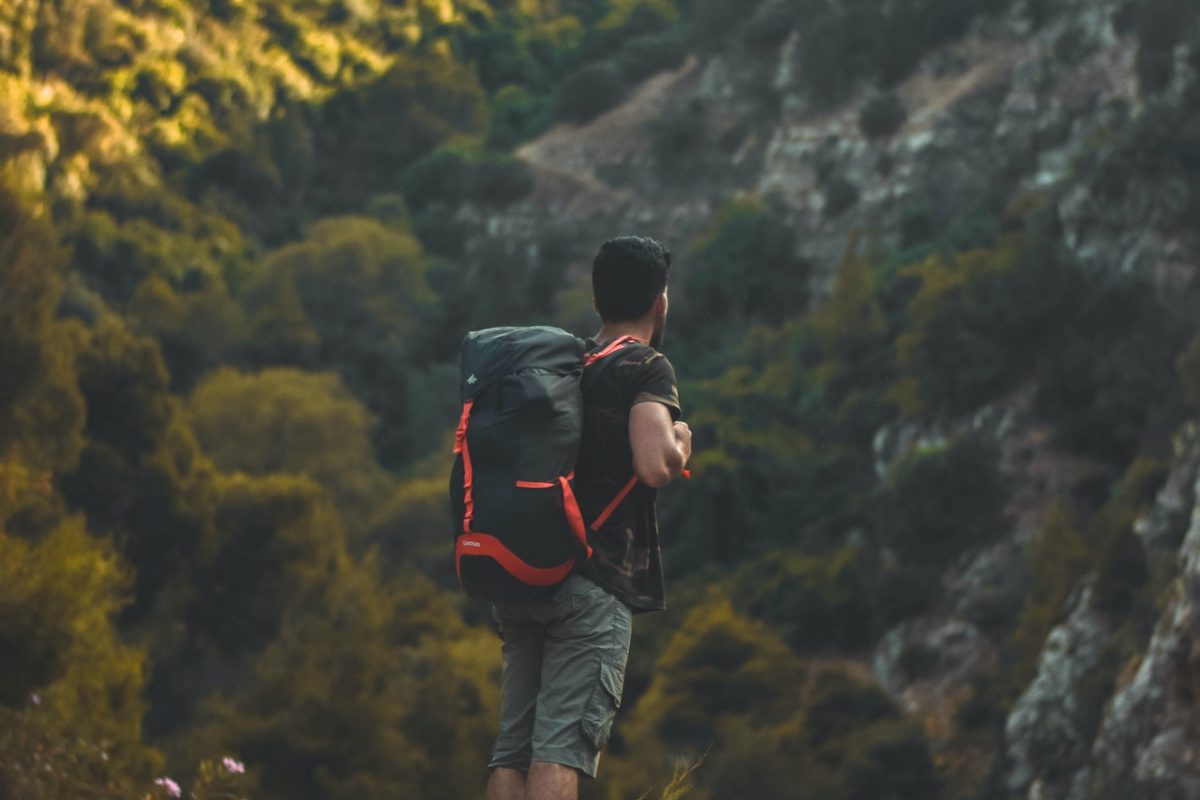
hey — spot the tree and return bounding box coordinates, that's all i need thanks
[0,189,85,474]
[0,518,161,797]
[186,367,393,530]
[242,216,438,470]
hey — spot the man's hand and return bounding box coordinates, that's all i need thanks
[630,403,690,488]
[673,421,692,467]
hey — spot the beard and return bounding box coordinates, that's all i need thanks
[649,312,667,349]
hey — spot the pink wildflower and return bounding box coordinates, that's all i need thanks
[154,777,182,798]
[222,756,246,774]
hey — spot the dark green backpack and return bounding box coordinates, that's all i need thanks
[449,326,640,602]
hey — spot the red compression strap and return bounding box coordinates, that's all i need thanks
[453,401,473,455]
[455,402,476,532]
[515,471,575,489]
[559,476,592,559]
[590,476,639,532]
[456,534,576,586]
[583,335,643,367]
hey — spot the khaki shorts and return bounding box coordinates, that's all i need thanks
[488,574,633,779]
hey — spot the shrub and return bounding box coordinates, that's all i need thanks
[486,85,551,150]
[802,670,898,750]
[728,547,874,652]
[681,196,807,326]
[859,92,907,138]
[875,435,1009,567]
[823,177,860,218]
[553,61,627,123]
[615,31,688,81]
[1135,0,1193,92]
[741,0,805,49]
[893,236,1066,417]
[1032,273,1186,463]
[650,98,706,168]
[688,0,767,47]
[401,148,533,211]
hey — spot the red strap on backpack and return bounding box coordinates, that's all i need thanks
[582,335,644,367]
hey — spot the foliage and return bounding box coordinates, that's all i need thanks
[780,0,1001,106]
[186,568,499,800]
[1134,0,1196,92]
[4,1,1200,797]
[402,145,534,212]
[1007,503,1093,690]
[143,757,250,800]
[679,195,808,330]
[554,60,629,123]
[241,216,438,469]
[186,367,393,529]
[891,231,1187,463]
[875,435,1010,568]
[0,520,160,798]
[1031,271,1187,463]
[604,600,940,800]
[859,92,907,138]
[0,190,86,474]
[891,235,1035,416]
[727,547,874,653]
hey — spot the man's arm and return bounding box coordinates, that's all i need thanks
[629,402,692,488]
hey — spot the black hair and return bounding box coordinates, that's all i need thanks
[591,236,672,322]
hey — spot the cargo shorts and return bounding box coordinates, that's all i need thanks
[488,574,633,779]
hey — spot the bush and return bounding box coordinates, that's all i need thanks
[823,177,860,218]
[681,196,807,326]
[401,148,533,211]
[1135,0,1193,92]
[486,85,551,150]
[741,0,805,49]
[615,31,688,81]
[1032,273,1186,463]
[553,60,628,123]
[650,98,706,168]
[876,435,1009,567]
[893,236,1064,416]
[859,92,907,138]
[728,547,874,652]
[688,0,768,47]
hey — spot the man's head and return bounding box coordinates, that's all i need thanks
[592,236,671,347]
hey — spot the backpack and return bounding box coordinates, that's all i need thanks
[449,326,642,602]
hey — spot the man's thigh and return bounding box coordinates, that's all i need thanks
[532,575,632,779]
[488,606,546,772]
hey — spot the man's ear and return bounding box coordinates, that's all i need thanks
[656,291,668,315]
[592,297,601,316]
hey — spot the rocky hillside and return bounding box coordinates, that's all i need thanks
[465,1,1200,797]
[4,0,1200,798]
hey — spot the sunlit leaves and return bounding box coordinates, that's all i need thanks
[187,367,392,528]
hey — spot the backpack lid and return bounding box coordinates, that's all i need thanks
[459,326,585,401]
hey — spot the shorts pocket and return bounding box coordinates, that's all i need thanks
[580,661,624,750]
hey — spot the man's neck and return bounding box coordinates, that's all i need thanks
[595,321,651,345]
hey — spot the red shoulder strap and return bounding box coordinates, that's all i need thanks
[583,335,644,368]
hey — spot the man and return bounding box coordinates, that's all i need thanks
[486,236,692,800]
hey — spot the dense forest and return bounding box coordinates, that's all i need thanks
[3,0,1200,798]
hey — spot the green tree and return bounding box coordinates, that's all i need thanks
[680,195,808,332]
[186,563,498,800]
[0,189,85,474]
[186,367,393,530]
[0,518,161,797]
[875,435,1010,568]
[242,216,438,469]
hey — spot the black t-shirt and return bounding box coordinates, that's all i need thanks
[574,338,681,613]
